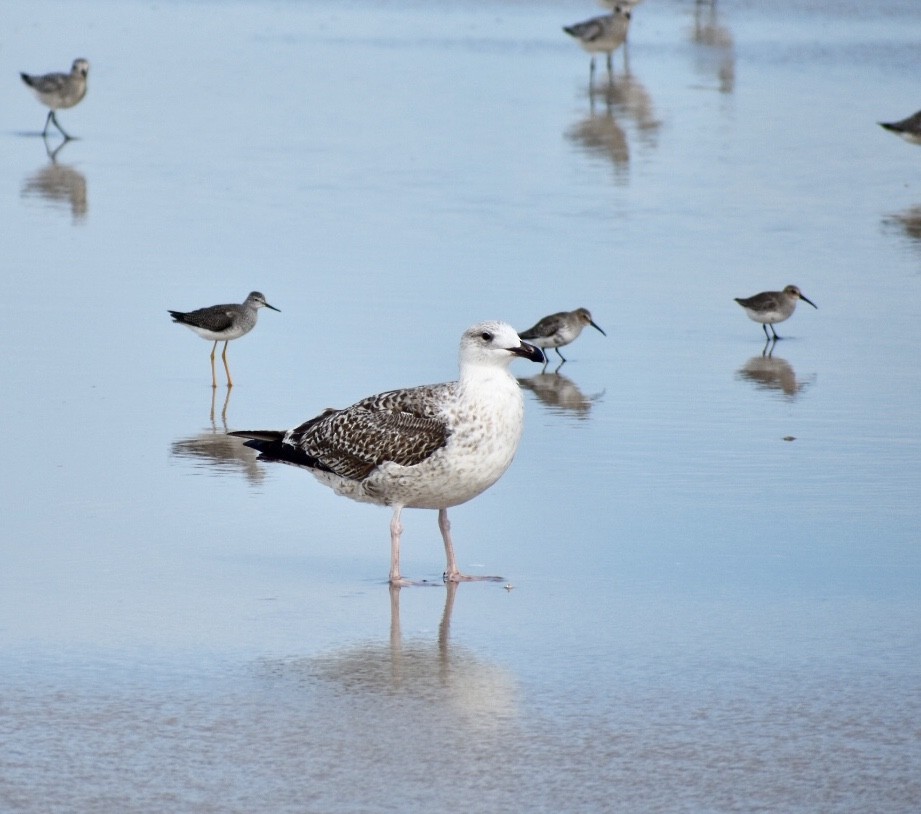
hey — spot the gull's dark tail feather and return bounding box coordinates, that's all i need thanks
[228,429,327,470]
[228,429,287,457]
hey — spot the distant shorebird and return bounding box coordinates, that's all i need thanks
[879,110,921,145]
[563,7,631,83]
[230,322,545,586]
[168,291,279,388]
[734,285,817,340]
[20,58,90,140]
[519,308,606,365]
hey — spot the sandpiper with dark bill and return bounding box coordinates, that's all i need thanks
[734,285,817,340]
[20,59,90,140]
[879,110,921,145]
[519,307,606,365]
[230,322,545,586]
[168,291,280,388]
[563,6,631,84]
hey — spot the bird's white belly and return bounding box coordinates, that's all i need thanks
[744,307,784,325]
[184,324,246,342]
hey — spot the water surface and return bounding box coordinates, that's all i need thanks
[2,1,920,811]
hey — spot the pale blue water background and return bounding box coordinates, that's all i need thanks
[2,0,920,811]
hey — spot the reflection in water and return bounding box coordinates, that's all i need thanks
[735,341,814,400]
[689,0,735,94]
[518,371,604,420]
[20,138,88,222]
[170,389,265,483]
[260,583,518,734]
[883,204,921,245]
[566,69,660,178]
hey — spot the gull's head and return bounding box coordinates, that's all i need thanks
[72,59,90,78]
[460,321,545,368]
[245,291,281,312]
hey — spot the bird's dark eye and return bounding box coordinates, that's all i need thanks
[480,331,493,342]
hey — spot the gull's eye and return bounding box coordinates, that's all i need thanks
[480,331,493,342]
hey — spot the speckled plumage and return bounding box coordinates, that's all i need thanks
[20,58,89,140]
[230,321,545,585]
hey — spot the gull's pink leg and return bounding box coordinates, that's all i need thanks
[439,509,504,583]
[389,505,412,586]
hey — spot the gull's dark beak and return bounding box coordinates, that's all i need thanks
[590,320,607,336]
[265,302,281,312]
[799,294,817,309]
[511,341,545,364]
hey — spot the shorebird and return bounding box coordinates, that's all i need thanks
[563,7,631,84]
[734,285,817,340]
[20,59,90,140]
[519,308,606,365]
[230,322,545,586]
[168,291,280,387]
[879,110,921,145]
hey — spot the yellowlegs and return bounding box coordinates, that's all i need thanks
[519,308,606,365]
[734,285,817,340]
[563,7,631,84]
[879,110,921,145]
[230,322,544,586]
[20,59,90,140]
[168,291,279,387]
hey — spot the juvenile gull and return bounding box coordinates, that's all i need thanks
[879,109,921,145]
[168,291,280,388]
[519,307,606,365]
[20,58,89,140]
[230,321,545,585]
[734,285,817,341]
[563,7,631,84]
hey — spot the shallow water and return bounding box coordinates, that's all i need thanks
[2,0,920,811]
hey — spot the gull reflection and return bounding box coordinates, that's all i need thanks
[566,69,660,177]
[735,341,814,400]
[170,389,265,483]
[689,0,735,94]
[260,583,518,734]
[20,138,87,222]
[518,370,604,420]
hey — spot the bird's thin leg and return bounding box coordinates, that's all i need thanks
[209,341,218,389]
[606,51,613,77]
[589,56,596,90]
[440,509,461,582]
[555,347,567,363]
[221,340,233,387]
[50,111,72,140]
[769,324,780,341]
[440,508,503,583]
[389,505,406,585]
[42,111,53,138]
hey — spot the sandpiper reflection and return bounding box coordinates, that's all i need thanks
[735,341,814,400]
[689,0,735,94]
[518,371,604,420]
[260,583,518,734]
[20,138,87,222]
[566,69,660,176]
[883,205,921,244]
[170,389,265,483]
